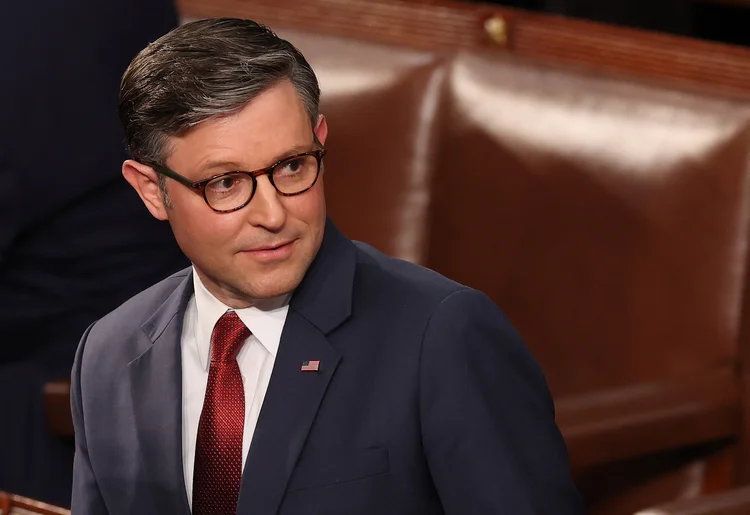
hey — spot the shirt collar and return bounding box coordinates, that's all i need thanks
[192,267,290,370]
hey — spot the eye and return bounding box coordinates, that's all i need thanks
[278,158,304,175]
[214,177,236,190]
[206,174,244,195]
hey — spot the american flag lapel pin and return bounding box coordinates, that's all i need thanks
[301,360,320,372]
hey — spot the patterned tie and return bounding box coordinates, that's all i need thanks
[193,311,250,515]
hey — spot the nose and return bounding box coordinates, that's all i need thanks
[244,175,287,231]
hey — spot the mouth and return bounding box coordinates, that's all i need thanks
[241,240,296,261]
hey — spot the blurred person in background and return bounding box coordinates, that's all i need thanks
[0,0,187,507]
[483,0,692,37]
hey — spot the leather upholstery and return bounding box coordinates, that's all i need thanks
[286,30,444,264]
[430,51,750,397]
[636,485,750,515]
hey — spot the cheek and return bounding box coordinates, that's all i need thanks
[286,185,327,227]
[169,205,241,257]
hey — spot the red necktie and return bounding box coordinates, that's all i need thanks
[192,311,250,515]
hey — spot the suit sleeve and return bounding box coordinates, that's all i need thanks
[419,289,583,514]
[70,322,108,515]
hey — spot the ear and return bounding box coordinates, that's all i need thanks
[314,114,329,147]
[122,159,169,221]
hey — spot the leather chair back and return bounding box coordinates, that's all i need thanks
[429,50,750,397]
[278,29,445,264]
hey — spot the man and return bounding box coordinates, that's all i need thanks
[0,0,185,506]
[71,18,582,514]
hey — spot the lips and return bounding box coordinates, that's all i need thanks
[241,239,296,261]
[248,241,293,252]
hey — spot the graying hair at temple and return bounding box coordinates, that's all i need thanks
[117,17,321,196]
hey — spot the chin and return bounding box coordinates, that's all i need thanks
[243,272,304,300]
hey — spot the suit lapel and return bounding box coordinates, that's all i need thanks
[237,310,341,514]
[237,220,358,514]
[128,270,194,515]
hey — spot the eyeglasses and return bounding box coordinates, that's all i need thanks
[153,148,326,213]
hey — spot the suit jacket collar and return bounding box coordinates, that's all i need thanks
[290,218,357,334]
[129,270,194,515]
[141,269,195,344]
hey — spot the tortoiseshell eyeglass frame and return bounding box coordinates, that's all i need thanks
[152,147,327,214]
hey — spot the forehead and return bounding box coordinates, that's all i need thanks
[167,81,312,175]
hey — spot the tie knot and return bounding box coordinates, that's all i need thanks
[210,311,250,363]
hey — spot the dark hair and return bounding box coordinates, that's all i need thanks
[118,17,321,169]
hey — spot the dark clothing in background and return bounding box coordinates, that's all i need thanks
[0,0,187,506]
[545,0,692,35]
[484,0,693,37]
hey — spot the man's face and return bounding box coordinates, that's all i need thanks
[157,81,327,307]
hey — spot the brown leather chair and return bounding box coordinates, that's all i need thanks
[0,492,70,515]
[635,486,750,515]
[283,30,444,263]
[427,46,750,515]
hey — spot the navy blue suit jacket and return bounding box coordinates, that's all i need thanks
[71,220,582,514]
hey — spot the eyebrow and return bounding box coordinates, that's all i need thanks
[197,143,317,176]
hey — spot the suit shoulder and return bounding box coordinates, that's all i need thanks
[353,242,467,304]
[98,267,190,327]
[81,268,190,356]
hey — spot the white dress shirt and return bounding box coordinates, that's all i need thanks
[181,268,290,507]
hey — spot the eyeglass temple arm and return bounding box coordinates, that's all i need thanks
[153,165,200,189]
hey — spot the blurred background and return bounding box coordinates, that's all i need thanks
[4,1,750,514]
